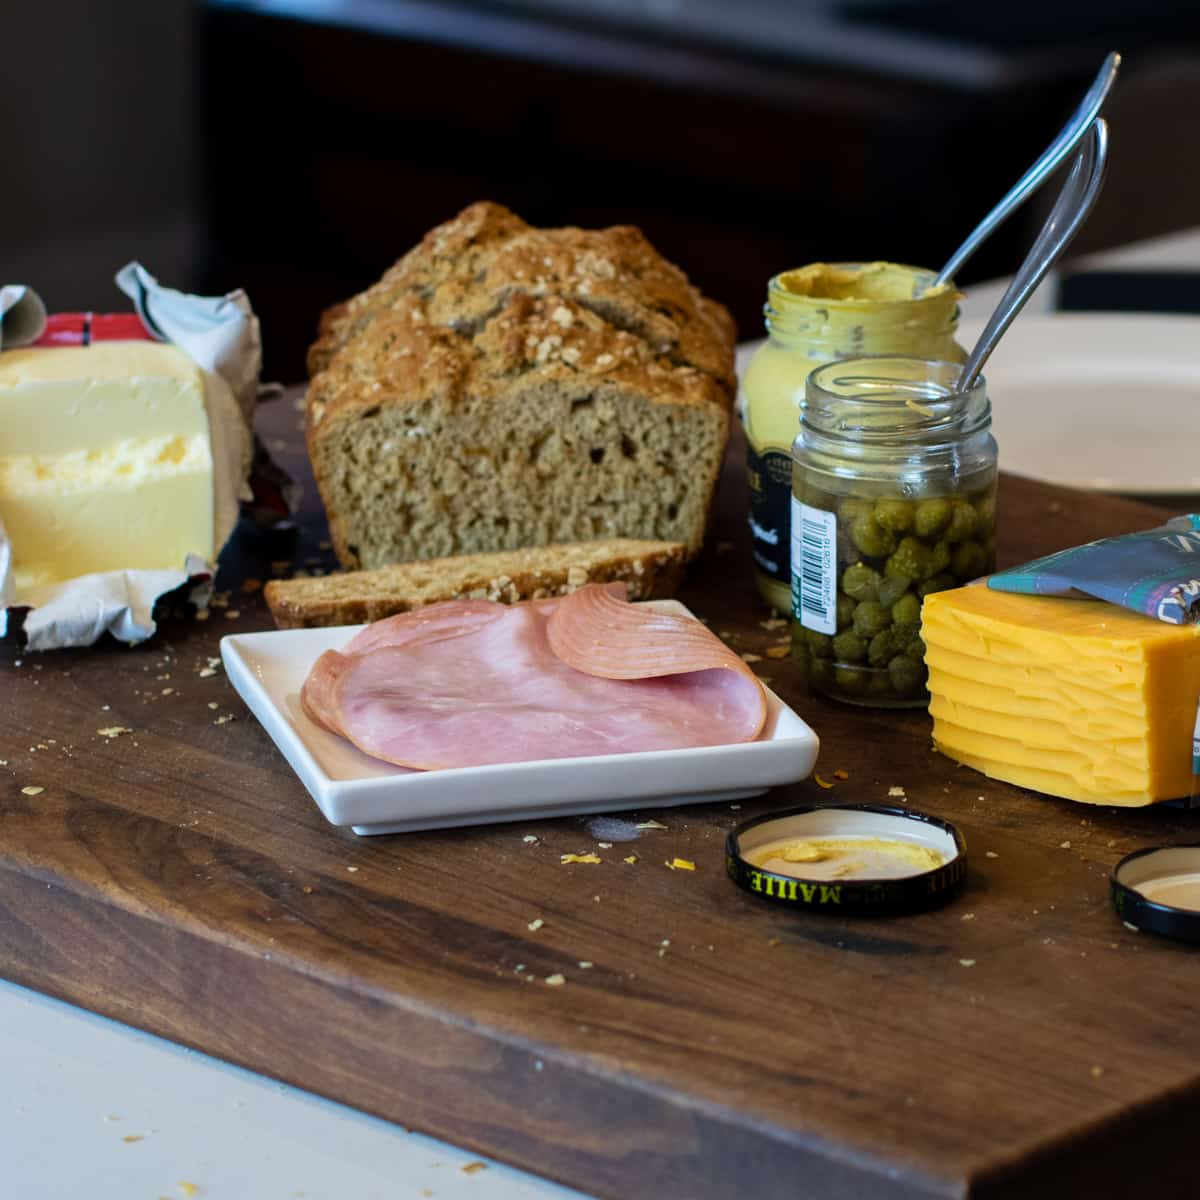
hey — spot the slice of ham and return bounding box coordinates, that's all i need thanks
[301,585,767,770]
[344,599,504,655]
[302,600,505,732]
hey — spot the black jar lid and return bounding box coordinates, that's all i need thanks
[1111,845,1200,943]
[726,804,967,916]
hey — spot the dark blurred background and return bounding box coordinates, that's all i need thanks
[5,0,1200,379]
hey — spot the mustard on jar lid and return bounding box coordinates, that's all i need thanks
[726,804,967,915]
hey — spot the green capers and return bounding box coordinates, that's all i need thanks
[867,627,901,667]
[832,631,868,663]
[836,593,857,629]
[867,671,896,698]
[791,475,997,707]
[838,497,874,525]
[850,513,896,558]
[804,630,834,660]
[886,537,933,582]
[904,626,926,658]
[944,497,979,543]
[834,665,868,696]
[888,654,925,697]
[841,562,880,601]
[974,490,997,528]
[852,600,891,638]
[914,498,952,538]
[873,498,914,533]
[891,592,921,627]
[952,540,988,581]
[876,574,910,609]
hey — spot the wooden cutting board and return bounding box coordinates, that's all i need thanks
[3,393,1199,1200]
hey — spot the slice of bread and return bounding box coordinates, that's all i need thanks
[264,538,687,629]
[305,202,735,571]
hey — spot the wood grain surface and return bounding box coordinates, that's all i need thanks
[2,392,1199,1200]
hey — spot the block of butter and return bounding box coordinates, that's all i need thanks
[0,342,215,605]
[923,586,1200,806]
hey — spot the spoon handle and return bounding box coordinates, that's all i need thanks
[958,118,1109,394]
[935,51,1120,289]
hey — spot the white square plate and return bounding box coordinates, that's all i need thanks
[220,601,819,835]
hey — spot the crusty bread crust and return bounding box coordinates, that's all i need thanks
[265,538,687,629]
[306,202,736,570]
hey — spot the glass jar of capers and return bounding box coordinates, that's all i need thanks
[791,356,997,707]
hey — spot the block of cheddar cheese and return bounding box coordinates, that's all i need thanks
[923,585,1200,806]
[0,342,215,604]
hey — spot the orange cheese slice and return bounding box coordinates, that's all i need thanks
[923,586,1200,806]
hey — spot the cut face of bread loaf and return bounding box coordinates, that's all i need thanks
[306,202,735,570]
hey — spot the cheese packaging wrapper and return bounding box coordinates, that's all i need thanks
[0,266,261,650]
[988,515,1200,625]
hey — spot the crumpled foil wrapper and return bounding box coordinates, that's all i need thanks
[0,265,282,650]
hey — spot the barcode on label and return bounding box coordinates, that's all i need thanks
[790,499,837,635]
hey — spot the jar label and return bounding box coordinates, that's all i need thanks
[746,444,793,584]
[791,499,837,634]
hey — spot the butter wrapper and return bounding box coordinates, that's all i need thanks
[0,267,264,650]
[0,285,47,349]
[989,515,1200,625]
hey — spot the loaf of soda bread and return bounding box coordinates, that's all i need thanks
[305,202,736,571]
[265,538,686,628]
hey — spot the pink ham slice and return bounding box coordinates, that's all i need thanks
[299,649,350,735]
[344,599,503,655]
[302,600,505,732]
[302,585,768,770]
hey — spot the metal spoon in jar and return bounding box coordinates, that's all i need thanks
[931,51,1120,291]
[957,117,1109,393]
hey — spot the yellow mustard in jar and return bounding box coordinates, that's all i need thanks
[741,263,965,614]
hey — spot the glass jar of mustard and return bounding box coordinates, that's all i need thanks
[791,356,998,708]
[741,263,965,614]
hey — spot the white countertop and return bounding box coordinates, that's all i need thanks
[4,224,1199,1200]
[0,978,588,1200]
